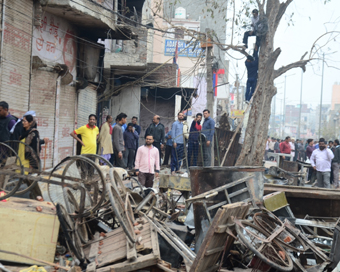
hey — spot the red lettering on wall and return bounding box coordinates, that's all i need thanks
[4,22,31,51]
[8,69,22,86]
[62,125,70,138]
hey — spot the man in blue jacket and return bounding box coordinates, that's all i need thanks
[245,48,259,103]
[202,109,215,167]
[171,112,184,175]
[188,113,202,166]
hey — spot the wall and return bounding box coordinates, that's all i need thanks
[111,86,141,121]
[30,70,58,169]
[32,12,77,78]
[0,0,33,117]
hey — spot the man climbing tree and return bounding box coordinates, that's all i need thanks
[245,48,259,103]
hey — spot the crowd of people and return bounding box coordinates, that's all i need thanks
[72,109,215,189]
[265,136,340,189]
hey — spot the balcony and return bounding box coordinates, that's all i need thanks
[39,0,135,39]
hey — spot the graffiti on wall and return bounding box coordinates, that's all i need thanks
[33,13,77,79]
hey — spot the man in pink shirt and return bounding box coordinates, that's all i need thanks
[280,136,291,160]
[135,135,160,188]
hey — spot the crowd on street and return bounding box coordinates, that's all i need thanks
[265,136,340,190]
[70,109,215,188]
[0,100,216,189]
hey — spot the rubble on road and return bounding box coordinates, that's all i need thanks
[1,143,340,272]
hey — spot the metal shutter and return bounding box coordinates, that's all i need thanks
[0,0,33,117]
[77,86,97,127]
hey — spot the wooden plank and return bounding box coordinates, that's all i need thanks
[150,220,160,259]
[88,232,100,262]
[97,254,158,272]
[264,184,340,200]
[189,202,250,272]
[205,246,225,256]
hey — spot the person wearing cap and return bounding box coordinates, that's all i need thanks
[0,101,17,143]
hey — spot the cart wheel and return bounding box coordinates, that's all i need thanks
[56,204,85,262]
[0,143,24,200]
[235,220,293,272]
[63,187,89,244]
[111,168,127,196]
[253,212,308,252]
[107,183,136,244]
[4,140,41,195]
[48,156,106,217]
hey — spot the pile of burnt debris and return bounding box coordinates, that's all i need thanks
[0,147,339,272]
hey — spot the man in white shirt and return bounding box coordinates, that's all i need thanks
[310,138,334,189]
[242,9,260,49]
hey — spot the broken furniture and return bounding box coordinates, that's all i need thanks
[0,197,59,265]
[189,166,265,251]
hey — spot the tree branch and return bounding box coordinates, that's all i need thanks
[274,52,311,78]
[274,0,293,30]
[215,43,250,58]
[256,0,265,15]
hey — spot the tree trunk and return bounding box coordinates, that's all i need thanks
[236,0,292,166]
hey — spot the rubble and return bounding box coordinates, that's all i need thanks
[0,141,340,272]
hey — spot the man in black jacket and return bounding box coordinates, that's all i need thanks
[332,139,340,188]
[145,115,165,163]
[245,48,259,103]
[0,101,16,143]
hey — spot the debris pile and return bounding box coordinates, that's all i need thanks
[0,142,339,272]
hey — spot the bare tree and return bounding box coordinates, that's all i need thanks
[214,0,337,166]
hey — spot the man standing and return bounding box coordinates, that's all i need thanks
[145,115,165,163]
[290,138,296,161]
[123,123,139,169]
[242,9,260,49]
[163,130,172,166]
[331,139,340,188]
[274,138,280,153]
[171,112,184,175]
[280,136,291,161]
[132,116,141,155]
[245,48,259,103]
[135,135,160,188]
[112,113,127,168]
[306,139,315,183]
[71,114,99,154]
[202,109,215,167]
[0,101,16,143]
[188,113,202,166]
[98,115,113,163]
[310,138,334,189]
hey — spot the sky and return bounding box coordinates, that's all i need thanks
[227,0,340,115]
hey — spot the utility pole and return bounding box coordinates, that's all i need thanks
[206,41,214,112]
[298,70,303,139]
[282,75,287,138]
[204,29,214,166]
[319,53,325,138]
